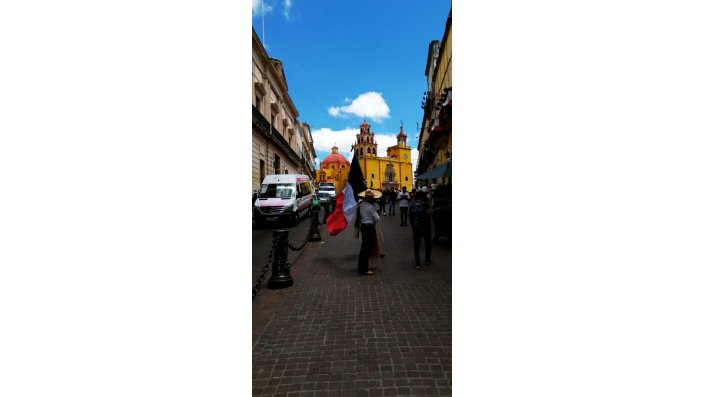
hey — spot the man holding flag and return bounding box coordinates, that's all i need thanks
[325,154,367,236]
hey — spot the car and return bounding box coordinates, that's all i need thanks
[317,183,337,206]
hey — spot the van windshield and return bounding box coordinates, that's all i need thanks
[259,184,294,198]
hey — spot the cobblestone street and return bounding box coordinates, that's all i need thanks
[252,211,452,396]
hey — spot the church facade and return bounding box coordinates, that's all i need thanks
[316,120,413,193]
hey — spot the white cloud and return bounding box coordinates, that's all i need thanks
[283,0,292,19]
[252,0,273,16]
[327,92,391,123]
[311,127,359,160]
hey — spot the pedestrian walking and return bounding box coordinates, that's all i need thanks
[397,186,411,226]
[409,190,434,269]
[379,190,387,215]
[355,189,382,275]
[387,188,397,215]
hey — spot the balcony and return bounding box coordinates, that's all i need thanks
[252,105,301,166]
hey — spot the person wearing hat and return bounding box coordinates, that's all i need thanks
[355,188,382,275]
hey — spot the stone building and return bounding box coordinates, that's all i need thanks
[251,28,316,190]
[417,8,452,187]
[298,122,317,179]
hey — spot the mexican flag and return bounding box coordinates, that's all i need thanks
[326,154,367,236]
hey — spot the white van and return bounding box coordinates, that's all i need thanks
[253,174,314,227]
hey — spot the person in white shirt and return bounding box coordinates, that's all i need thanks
[356,189,381,275]
[397,186,411,226]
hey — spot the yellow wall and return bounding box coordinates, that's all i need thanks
[361,155,413,192]
[434,26,451,96]
[315,167,348,194]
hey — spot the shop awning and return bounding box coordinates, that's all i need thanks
[416,162,452,180]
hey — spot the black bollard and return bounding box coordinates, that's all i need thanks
[321,200,330,225]
[308,204,322,241]
[268,230,293,289]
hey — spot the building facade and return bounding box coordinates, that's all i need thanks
[316,146,350,194]
[315,121,414,194]
[417,8,452,187]
[252,28,315,190]
[298,122,317,180]
[354,120,414,192]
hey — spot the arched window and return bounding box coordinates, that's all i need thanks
[372,148,376,155]
[367,148,371,154]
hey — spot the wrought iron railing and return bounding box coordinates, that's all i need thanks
[252,105,301,165]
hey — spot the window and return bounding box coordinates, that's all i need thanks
[405,176,409,181]
[271,111,278,130]
[259,160,265,184]
[371,173,375,179]
[367,148,371,154]
[332,165,335,170]
[274,154,281,174]
[385,164,395,183]
[259,183,294,198]
[255,95,262,111]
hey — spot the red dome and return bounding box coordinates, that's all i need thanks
[322,152,349,165]
[321,145,350,167]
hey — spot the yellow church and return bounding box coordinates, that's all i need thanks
[316,120,414,193]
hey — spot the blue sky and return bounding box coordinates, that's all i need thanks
[252,0,451,171]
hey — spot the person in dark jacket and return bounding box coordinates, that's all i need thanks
[378,190,387,215]
[409,191,434,269]
[387,188,397,215]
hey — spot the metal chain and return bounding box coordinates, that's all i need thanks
[288,209,319,251]
[252,237,277,301]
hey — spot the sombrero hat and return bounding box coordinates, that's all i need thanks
[357,189,382,200]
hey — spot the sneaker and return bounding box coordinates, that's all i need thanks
[415,265,421,269]
[424,259,436,265]
[365,270,375,275]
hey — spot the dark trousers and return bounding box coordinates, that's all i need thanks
[412,225,432,265]
[388,202,396,215]
[358,224,376,273]
[399,206,409,225]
